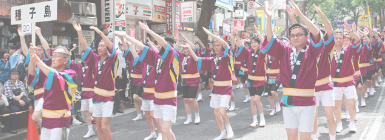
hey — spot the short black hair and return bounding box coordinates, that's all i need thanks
[9,43,21,50]
[289,23,309,36]
[165,35,175,45]
[251,37,261,44]
[0,49,8,59]
[99,25,107,31]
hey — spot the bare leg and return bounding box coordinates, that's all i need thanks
[230,92,235,102]
[312,107,319,135]
[214,108,225,131]
[324,106,336,136]
[95,117,104,140]
[145,111,155,133]
[268,96,275,110]
[299,131,312,140]
[286,128,299,140]
[243,83,249,96]
[155,118,164,136]
[219,107,230,126]
[347,99,356,122]
[334,100,342,123]
[190,99,199,113]
[184,99,191,115]
[84,110,92,126]
[162,121,175,140]
[250,96,257,116]
[101,117,112,140]
[254,95,263,114]
[133,94,142,115]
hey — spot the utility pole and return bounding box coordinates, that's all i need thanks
[286,0,289,36]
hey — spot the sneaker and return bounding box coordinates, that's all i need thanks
[361,99,366,107]
[144,133,157,140]
[225,125,234,139]
[72,119,82,125]
[365,92,368,98]
[375,82,379,87]
[83,131,96,139]
[240,84,243,88]
[269,109,275,116]
[213,132,227,140]
[133,115,143,121]
[156,135,163,140]
[250,120,258,127]
[184,118,192,125]
[196,93,203,102]
[194,115,200,124]
[243,98,249,103]
[378,76,383,82]
[369,88,375,95]
[235,84,240,89]
[259,115,266,127]
[349,122,357,133]
[343,113,350,119]
[336,122,343,133]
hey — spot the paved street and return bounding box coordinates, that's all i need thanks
[65,83,385,140]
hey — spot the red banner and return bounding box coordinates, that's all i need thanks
[166,1,181,35]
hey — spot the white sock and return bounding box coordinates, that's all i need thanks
[221,130,226,135]
[187,114,192,119]
[367,88,370,92]
[253,115,257,121]
[260,113,264,120]
[329,134,336,140]
[231,102,235,106]
[245,95,248,99]
[346,111,349,115]
[158,133,162,137]
[151,132,156,135]
[138,114,142,117]
[350,121,354,125]
[88,125,93,132]
[195,112,200,117]
[199,93,202,96]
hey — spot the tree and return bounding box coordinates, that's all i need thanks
[353,0,385,29]
[196,0,217,48]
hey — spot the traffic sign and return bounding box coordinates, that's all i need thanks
[22,23,32,35]
[275,26,282,31]
[247,1,254,8]
[234,1,244,19]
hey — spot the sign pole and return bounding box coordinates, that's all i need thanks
[31,22,36,46]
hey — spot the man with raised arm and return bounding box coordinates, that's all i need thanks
[311,5,337,140]
[29,45,77,140]
[262,1,325,139]
[73,21,118,140]
[24,26,51,131]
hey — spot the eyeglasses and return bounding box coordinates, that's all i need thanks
[52,55,67,59]
[290,34,306,38]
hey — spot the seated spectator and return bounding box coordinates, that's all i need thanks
[0,93,10,135]
[0,49,10,84]
[4,68,30,134]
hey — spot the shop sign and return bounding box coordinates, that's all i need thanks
[181,2,196,22]
[166,1,181,35]
[102,0,114,39]
[223,23,231,34]
[126,3,152,19]
[234,20,244,30]
[154,13,166,22]
[151,24,167,34]
[154,5,166,13]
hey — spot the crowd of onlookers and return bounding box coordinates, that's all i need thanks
[0,43,31,135]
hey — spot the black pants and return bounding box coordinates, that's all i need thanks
[114,70,128,112]
[8,104,28,130]
[0,107,11,132]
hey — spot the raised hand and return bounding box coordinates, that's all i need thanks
[30,53,40,64]
[352,22,357,32]
[35,26,42,35]
[114,31,126,38]
[89,26,101,34]
[17,27,24,37]
[202,27,214,37]
[343,21,351,33]
[227,33,234,39]
[313,4,324,17]
[264,2,272,18]
[29,46,38,55]
[286,5,295,17]
[289,0,301,15]
[139,22,150,32]
[72,21,82,32]
[234,28,239,36]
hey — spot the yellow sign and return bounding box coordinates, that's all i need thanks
[275,26,281,31]
[154,13,166,23]
[256,10,264,33]
[358,15,368,27]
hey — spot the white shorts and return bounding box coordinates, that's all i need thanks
[93,101,113,118]
[282,106,316,132]
[334,86,358,100]
[34,98,44,111]
[154,105,177,123]
[141,100,154,111]
[40,128,70,140]
[210,94,231,109]
[81,99,93,111]
[315,90,335,107]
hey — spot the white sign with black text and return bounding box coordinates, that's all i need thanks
[11,0,57,25]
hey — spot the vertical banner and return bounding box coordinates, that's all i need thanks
[256,9,264,33]
[166,1,181,35]
[102,0,114,40]
[114,0,126,46]
[130,29,136,37]
[166,1,172,34]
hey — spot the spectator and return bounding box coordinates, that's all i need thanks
[0,93,10,135]
[4,68,30,134]
[0,49,10,84]
[91,25,108,53]
[8,43,25,69]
